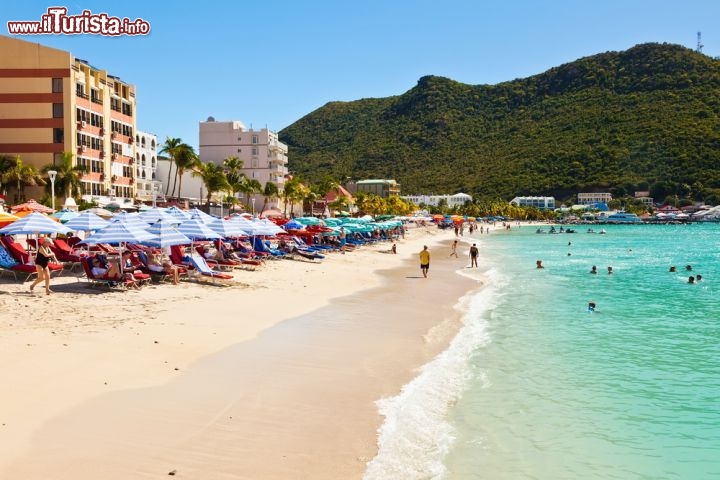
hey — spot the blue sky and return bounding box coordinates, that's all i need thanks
[4,1,719,151]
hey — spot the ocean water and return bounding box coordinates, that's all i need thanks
[365,224,720,480]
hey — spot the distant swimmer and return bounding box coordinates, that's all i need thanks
[587,302,596,312]
[590,265,598,274]
[696,274,703,282]
[686,265,693,271]
[688,276,695,284]
[607,266,613,274]
[669,266,677,272]
[536,260,545,269]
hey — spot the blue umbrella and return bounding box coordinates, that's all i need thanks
[63,211,110,232]
[189,208,216,224]
[176,217,221,241]
[138,207,180,225]
[283,219,305,230]
[82,221,153,245]
[207,217,246,238]
[51,209,80,223]
[165,206,190,223]
[112,211,152,231]
[0,212,71,235]
[142,219,192,248]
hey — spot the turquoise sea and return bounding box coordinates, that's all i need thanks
[365,224,720,480]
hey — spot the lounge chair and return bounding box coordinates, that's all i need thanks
[0,236,63,281]
[136,250,188,283]
[186,253,234,285]
[79,256,138,289]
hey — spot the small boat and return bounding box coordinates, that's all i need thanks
[599,229,607,234]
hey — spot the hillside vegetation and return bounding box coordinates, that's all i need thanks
[280,43,720,203]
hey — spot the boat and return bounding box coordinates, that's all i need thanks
[604,211,642,224]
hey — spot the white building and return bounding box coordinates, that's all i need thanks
[577,192,612,205]
[134,130,161,203]
[401,193,472,208]
[510,196,556,210]
[199,117,288,210]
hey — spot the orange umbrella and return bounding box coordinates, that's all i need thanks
[0,211,20,229]
[11,199,55,214]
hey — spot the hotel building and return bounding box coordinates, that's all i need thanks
[0,35,137,204]
[349,179,401,198]
[577,192,612,205]
[510,196,556,210]
[198,118,288,209]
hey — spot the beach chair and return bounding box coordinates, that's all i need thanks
[0,236,63,281]
[79,256,137,289]
[186,253,234,285]
[137,250,189,283]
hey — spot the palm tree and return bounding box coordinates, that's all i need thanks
[260,181,279,214]
[192,161,230,212]
[281,176,301,216]
[41,151,87,201]
[0,155,45,203]
[223,156,244,212]
[173,144,198,200]
[239,178,262,211]
[159,137,182,196]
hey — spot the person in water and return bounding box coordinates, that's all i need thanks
[590,265,598,274]
[688,276,695,284]
[587,302,596,312]
[669,266,677,272]
[696,274,703,282]
[607,266,613,274]
[536,260,544,269]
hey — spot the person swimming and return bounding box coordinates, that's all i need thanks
[587,302,596,312]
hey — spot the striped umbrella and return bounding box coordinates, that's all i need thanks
[0,211,20,229]
[176,217,221,241]
[142,219,191,248]
[82,221,153,245]
[188,208,216,224]
[207,217,246,238]
[138,207,180,225]
[0,211,71,235]
[165,206,190,223]
[112,211,152,231]
[229,216,261,236]
[63,211,110,232]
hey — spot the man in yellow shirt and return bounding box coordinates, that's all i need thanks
[419,245,430,278]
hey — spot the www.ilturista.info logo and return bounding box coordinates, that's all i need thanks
[7,7,150,36]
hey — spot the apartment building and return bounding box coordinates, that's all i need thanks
[510,196,556,210]
[349,179,401,198]
[0,35,137,204]
[134,130,160,203]
[198,118,288,209]
[577,192,612,205]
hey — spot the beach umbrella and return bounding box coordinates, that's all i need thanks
[283,219,305,230]
[63,211,110,232]
[207,217,246,238]
[255,218,285,236]
[141,219,192,248]
[165,206,190,223]
[82,221,153,245]
[84,207,114,218]
[0,211,71,235]
[10,199,55,214]
[176,217,221,241]
[188,208,216,224]
[138,207,180,225]
[112,211,152,231]
[51,208,80,223]
[0,211,20,229]
[228,215,260,236]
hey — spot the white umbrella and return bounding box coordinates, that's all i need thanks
[138,207,180,225]
[63,211,110,232]
[0,212,71,235]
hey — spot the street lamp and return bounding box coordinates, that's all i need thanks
[47,170,58,211]
[251,197,256,217]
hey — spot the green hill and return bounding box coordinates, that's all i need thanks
[279,43,720,203]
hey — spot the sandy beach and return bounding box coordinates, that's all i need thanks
[0,226,481,479]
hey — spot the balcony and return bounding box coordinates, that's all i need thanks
[268,152,288,165]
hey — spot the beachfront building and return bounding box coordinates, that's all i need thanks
[402,193,472,207]
[134,130,161,204]
[0,35,137,206]
[198,118,288,211]
[634,191,654,207]
[348,179,401,198]
[510,196,556,210]
[577,192,612,205]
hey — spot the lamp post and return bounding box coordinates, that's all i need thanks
[47,170,58,212]
[251,197,256,217]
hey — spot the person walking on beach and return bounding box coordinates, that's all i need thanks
[29,237,58,295]
[450,240,458,258]
[419,245,430,278]
[469,243,479,268]
[339,227,347,254]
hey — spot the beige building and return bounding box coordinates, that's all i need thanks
[577,192,612,205]
[0,35,137,204]
[199,117,288,210]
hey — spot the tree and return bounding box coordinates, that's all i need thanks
[192,161,231,212]
[260,181,279,215]
[173,144,199,200]
[158,137,182,196]
[223,156,245,212]
[281,176,301,216]
[41,151,86,200]
[0,155,45,203]
[239,178,262,210]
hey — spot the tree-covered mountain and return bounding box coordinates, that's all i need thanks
[279,43,720,203]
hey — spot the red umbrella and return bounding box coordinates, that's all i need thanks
[10,199,55,214]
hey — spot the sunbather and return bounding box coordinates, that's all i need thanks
[147,251,181,284]
[90,256,138,287]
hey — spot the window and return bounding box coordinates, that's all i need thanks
[252,135,258,144]
[52,103,63,118]
[53,128,64,144]
[52,78,63,93]
[90,89,101,104]
[251,147,258,156]
[76,83,87,98]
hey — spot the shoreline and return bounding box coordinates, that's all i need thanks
[0,226,481,479]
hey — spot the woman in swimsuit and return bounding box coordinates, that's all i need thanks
[29,237,58,295]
